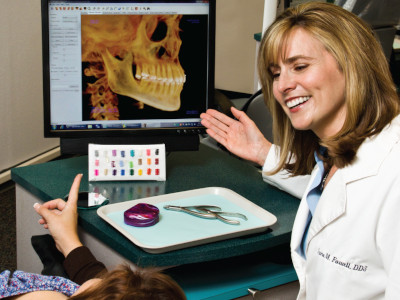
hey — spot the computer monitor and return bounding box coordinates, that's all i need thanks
[42,0,215,154]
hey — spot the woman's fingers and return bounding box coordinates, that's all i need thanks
[201,109,238,136]
[204,109,236,127]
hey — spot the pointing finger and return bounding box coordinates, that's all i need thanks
[65,174,83,209]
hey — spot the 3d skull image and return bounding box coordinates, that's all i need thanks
[82,14,186,120]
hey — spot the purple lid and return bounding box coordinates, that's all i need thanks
[124,203,160,227]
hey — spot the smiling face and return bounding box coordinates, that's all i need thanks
[270,28,346,139]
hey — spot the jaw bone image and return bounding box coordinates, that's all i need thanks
[81,14,186,120]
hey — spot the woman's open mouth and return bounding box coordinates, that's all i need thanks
[286,96,311,109]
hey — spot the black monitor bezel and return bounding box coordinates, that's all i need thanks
[41,0,215,140]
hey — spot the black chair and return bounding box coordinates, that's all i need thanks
[335,0,400,60]
[240,89,273,142]
[201,89,273,154]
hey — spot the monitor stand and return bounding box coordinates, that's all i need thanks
[60,135,200,155]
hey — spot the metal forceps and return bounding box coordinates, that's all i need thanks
[163,205,248,225]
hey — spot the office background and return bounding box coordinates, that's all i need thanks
[0,0,399,282]
[1,0,399,183]
[0,0,272,181]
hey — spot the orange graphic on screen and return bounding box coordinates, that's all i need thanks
[81,14,186,120]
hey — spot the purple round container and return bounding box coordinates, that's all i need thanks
[124,203,160,227]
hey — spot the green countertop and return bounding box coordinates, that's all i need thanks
[11,144,299,267]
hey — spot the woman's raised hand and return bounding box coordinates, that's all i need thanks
[201,106,272,166]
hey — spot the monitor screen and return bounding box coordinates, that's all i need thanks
[42,0,215,153]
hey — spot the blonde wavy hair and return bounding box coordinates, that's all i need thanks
[258,2,400,175]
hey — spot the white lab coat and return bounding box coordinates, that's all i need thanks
[262,115,400,299]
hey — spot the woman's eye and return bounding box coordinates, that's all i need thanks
[295,64,307,71]
[272,73,280,80]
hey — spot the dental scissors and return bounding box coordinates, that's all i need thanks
[163,205,248,225]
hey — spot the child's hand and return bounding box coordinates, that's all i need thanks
[34,174,84,257]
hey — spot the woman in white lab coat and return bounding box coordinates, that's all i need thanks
[201,2,400,299]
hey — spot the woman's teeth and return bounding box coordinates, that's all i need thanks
[287,96,310,108]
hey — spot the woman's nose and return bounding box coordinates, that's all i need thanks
[276,71,296,94]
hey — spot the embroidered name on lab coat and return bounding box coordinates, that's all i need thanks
[317,249,368,272]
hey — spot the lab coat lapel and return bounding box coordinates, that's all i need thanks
[291,165,345,255]
[290,174,316,256]
[306,115,400,246]
[305,140,381,246]
[307,170,347,243]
